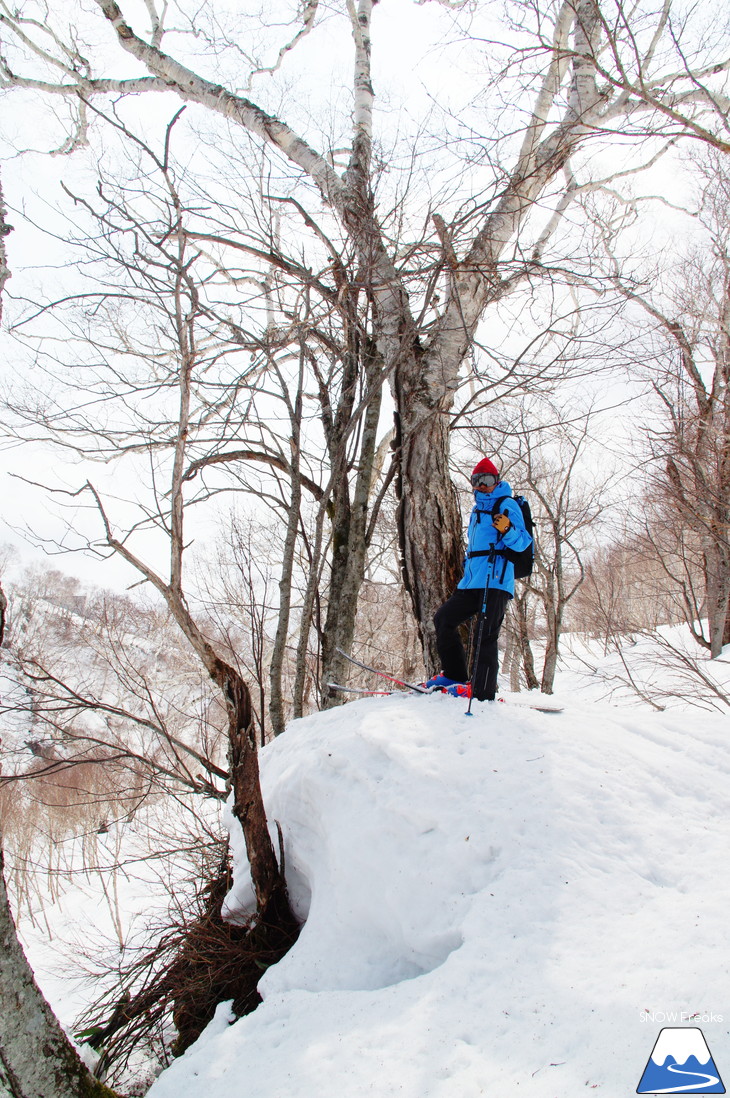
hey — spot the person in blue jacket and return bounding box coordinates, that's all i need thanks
[426,458,532,701]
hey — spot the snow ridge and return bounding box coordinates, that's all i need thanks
[146,692,730,1098]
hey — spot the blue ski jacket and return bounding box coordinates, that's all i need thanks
[457,480,532,597]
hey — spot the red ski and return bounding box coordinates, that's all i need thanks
[334,648,430,693]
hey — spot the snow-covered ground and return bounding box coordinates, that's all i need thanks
[144,682,730,1098]
[559,624,730,713]
[9,629,730,1096]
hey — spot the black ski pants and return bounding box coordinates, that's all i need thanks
[433,586,510,701]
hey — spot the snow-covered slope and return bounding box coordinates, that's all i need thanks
[146,692,730,1098]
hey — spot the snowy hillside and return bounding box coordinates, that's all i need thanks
[144,690,730,1098]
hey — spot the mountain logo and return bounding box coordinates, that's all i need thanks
[637,1027,725,1093]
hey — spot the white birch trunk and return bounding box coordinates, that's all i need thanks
[0,845,117,1098]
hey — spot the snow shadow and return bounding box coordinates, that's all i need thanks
[248,693,564,997]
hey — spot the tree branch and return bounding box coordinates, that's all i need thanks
[91,0,346,207]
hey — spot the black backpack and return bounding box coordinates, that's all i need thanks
[491,494,534,580]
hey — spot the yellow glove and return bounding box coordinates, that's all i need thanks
[492,512,511,535]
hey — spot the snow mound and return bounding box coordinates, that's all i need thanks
[147,692,730,1098]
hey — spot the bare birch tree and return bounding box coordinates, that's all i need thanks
[0,841,121,1098]
[168,170,393,722]
[0,166,120,1098]
[521,413,611,693]
[3,117,294,924]
[598,152,730,655]
[2,0,728,667]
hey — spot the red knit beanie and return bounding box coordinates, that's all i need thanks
[472,458,499,478]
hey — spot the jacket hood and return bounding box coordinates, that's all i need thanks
[473,480,512,510]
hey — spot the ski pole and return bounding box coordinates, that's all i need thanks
[466,553,492,716]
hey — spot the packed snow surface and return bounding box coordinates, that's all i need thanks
[144,691,730,1098]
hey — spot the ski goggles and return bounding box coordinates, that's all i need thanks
[471,472,499,488]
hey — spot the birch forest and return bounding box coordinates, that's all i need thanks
[0,0,729,1094]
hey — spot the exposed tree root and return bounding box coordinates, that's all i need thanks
[78,848,300,1087]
